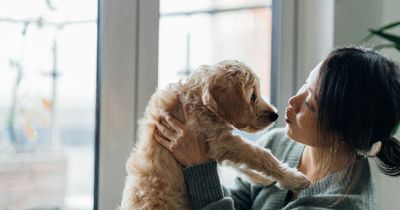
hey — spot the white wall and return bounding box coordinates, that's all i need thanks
[296,0,334,88]
[334,0,383,47]
[335,1,400,209]
[382,0,400,62]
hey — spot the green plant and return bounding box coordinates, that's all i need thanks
[363,21,400,52]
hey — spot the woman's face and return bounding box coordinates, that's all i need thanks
[285,63,327,147]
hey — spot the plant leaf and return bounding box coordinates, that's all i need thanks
[375,21,400,31]
[362,33,375,43]
[362,21,400,42]
[369,29,400,44]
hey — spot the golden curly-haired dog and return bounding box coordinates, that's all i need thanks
[119,60,310,210]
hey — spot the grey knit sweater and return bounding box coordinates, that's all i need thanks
[183,128,376,210]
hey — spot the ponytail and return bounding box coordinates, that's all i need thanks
[376,136,400,176]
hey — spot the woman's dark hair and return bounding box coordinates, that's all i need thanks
[317,46,400,176]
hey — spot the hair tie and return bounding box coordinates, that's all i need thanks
[358,141,382,158]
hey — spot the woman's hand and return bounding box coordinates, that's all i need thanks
[154,103,209,167]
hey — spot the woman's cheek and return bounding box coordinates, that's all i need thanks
[296,113,307,129]
[296,113,314,135]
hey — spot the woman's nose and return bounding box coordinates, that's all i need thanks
[288,95,300,113]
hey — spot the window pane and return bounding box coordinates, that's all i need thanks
[0,0,97,209]
[159,0,272,188]
[159,0,272,100]
[161,0,271,14]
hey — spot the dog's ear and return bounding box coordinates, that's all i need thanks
[202,83,227,119]
[201,67,251,128]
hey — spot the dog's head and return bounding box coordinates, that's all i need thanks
[201,60,278,132]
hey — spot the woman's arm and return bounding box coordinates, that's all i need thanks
[183,161,232,209]
[183,161,253,210]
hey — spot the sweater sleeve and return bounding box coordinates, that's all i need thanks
[183,161,253,210]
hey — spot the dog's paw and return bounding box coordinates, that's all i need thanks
[275,168,310,190]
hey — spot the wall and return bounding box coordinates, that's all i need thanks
[296,0,334,88]
[271,0,334,126]
[382,0,400,62]
[334,0,383,47]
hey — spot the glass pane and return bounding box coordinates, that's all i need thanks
[159,0,272,188]
[159,1,272,100]
[0,0,97,209]
[161,0,272,14]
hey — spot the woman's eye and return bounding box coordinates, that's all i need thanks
[251,93,257,102]
[304,100,315,112]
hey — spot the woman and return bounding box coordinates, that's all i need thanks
[154,47,400,209]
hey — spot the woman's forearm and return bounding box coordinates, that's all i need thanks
[183,161,226,209]
[183,161,253,210]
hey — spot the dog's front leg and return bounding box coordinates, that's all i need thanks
[209,135,310,190]
[223,160,276,186]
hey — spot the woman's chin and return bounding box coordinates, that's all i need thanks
[285,124,294,139]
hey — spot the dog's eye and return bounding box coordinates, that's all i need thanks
[251,93,257,102]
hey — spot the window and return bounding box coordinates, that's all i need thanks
[0,0,97,209]
[158,0,273,187]
[159,0,272,99]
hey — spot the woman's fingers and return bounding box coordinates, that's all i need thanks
[182,102,190,122]
[155,122,176,141]
[164,114,184,132]
[154,132,172,150]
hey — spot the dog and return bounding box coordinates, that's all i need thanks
[119,60,310,210]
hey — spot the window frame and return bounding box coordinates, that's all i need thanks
[270,0,298,127]
[95,0,159,209]
[271,0,334,126]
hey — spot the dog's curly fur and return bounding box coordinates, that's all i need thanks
[119,60,310,210]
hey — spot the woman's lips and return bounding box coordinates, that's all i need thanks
[285,107,292,123]
[285,116,291,123]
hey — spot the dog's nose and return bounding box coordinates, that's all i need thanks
[269,112,279,121]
